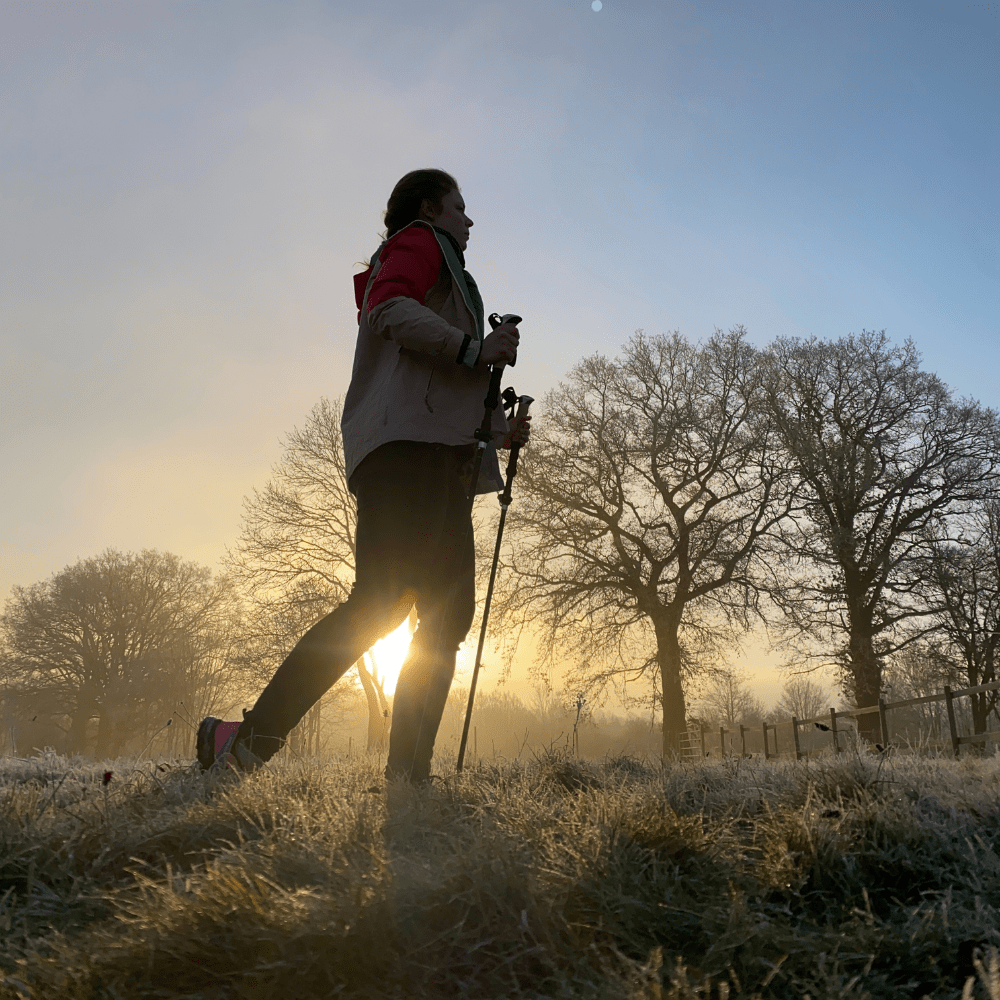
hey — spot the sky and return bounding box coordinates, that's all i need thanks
[2,0,998,710]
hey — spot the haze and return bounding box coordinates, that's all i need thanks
[2,0,998,708]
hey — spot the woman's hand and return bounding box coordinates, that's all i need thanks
[501,415,532,450]
[479,322,520,367]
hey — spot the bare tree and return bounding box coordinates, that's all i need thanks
[774,675,828,722]
[882,643,965,743]
[762,331,1000,734]
[924,500,1000,735]
[226,396,391,750]
[696,668,767,726]
[0,549,235,756]
[495,329,797,755]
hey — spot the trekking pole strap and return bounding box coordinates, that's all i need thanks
[466,313,521,501]
[466,364,504,501]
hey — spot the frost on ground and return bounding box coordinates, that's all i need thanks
[2,748,1000,999]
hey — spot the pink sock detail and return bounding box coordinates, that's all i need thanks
[213,720,241,757]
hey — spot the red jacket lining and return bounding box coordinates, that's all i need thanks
[353,226,443,322]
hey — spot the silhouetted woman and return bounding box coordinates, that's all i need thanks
[197,169,526,781]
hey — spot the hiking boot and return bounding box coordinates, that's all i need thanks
[196,717,263,773]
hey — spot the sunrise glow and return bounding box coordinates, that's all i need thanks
[370,618,414,696]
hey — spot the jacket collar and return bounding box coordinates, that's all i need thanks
[365,221,482,340]
[377,222,466,265]
[432,225,466,267]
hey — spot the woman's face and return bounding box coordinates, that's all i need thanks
[421,188,473,250]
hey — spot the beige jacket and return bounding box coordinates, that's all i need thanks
[342,221,508,492]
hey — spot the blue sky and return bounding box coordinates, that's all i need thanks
[2,0,998,703]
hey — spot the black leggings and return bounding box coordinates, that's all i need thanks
[235,440,476,780]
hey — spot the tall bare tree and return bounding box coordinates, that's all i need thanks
[0,549,234,756]
[226,396,394,750]
[762,331,1000,731]
[495,329,798,755]
[925,500,1000,735]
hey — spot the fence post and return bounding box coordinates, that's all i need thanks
[700,723,706,758]
[792,716,802,760]
[719,726,726,758]
[740,724,747,758]
[878,698,889,747]
[762,721,770,759]
[944,685,961,758]
[829,708,840,753]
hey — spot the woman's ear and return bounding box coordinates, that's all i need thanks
[419,197,436,222]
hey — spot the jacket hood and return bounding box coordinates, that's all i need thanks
[353,225,465,314]
[354,266,373,312]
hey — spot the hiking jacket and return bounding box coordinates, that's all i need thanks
[342,220,507,492]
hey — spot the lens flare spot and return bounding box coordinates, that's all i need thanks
[371,618,414,696]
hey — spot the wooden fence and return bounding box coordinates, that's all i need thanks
[688,678,1000,760]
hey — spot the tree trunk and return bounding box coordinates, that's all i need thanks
[356,655,389,753]
[307,700,321,755]
[848,627,882,741]
[69,691,98,755]
[968,646,996,737]
[95,704,115,759]
[655,617,688,757]
[373,671,390,730]
[971,692,989,738]
[287,701,321,757]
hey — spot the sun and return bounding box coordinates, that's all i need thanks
[370,617,414,696]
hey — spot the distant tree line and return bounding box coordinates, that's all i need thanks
[2,328,997,760]
[690,670,829,730]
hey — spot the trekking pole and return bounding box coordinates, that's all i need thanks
[408,313,522,781]
[457,390,534,773]
[466,313,521,501]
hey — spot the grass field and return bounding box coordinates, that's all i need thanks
[2,747,1000,999]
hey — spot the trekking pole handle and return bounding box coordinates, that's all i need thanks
[488,312,522,367]
[489,312,522,329]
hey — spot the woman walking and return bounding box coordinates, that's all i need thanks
[197,169,527,782]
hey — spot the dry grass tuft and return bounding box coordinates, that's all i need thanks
[2,746,1000,998]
